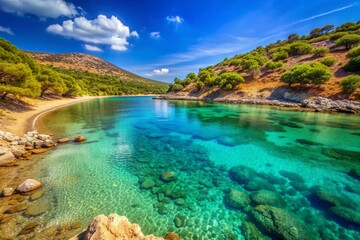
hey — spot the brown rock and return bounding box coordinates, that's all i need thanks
[12,150,26,158]
[74,136,86,142]
[0,214,14,224]
[19,222,39,235]
[4,204,28,213]
[2,187,14,197]
[11,194,26,202]
[57,138,71,144]
[70,214,164,240]
[25,202,49,217]
[25,146,34,150]
[0,151,16,166]
[16,179,42,193]
[164,232,181,240]
[31,148,49,154]
[30,189,44,201]
[8,200,18,205]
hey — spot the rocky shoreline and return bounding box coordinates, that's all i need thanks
[155,95,360,114]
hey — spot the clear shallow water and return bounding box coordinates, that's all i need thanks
[32,96,360,239]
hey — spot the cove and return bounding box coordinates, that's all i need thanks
[28,96,360,239]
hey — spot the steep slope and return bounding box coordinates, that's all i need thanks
[25,51,165,87]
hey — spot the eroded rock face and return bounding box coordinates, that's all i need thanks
[16,179,42,193]
[71,214,164,240]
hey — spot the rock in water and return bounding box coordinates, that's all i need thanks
[229,165,257,184]
[2,187,14,197]
[74,136,86,142]
[226,189,250,208]
[250,190,285,208]
[161,172,177,182]
[57,138,71,144]
[0,151,16,166]
[70,214,164,240]
[164,232,180,240]
[330,206,360,226]
[141,178,155,190]
[252,205,312,240]
[16,179,42,193]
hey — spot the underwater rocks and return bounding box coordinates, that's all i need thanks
[164,232,180,240]
[348,168,360,181]
[278,170,304,183]
[330,206,360,226]
[174,214,186,228]
[70,213,165,240]
[250,190,285,208]
[16,179,42,193]
[141,178,156,190]
[226,189,251,208]
[161,172,177,182]
[251,205,312,240]
[241,221,270,240]
[229,165,257,184]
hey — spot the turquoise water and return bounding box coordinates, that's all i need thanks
[33,96,360,239]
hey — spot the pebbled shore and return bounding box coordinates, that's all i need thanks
[155,94,360,114]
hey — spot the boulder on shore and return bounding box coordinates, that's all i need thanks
[0,151,16,166]
[2,187,14,197]
[57,138,71,144]
[70,214,164,240]
[16,179,42,193]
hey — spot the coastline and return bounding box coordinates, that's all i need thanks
[155,94,360,114]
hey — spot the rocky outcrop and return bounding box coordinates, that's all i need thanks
[156,94,360,114]
[16,179,42,193]
[226,189,251,209]
[71,214,165,240]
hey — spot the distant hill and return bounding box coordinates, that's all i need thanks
[25,51,167,90]
[166,20,360,101]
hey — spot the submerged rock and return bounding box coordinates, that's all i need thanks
[164,232,180,240]
[241,221,269,240]
[2,187,14,197]
[245,177,276,192]
[229,165,257,184]
[252,205,312,240]
[25,202,49,217]
[250,190,285,208]
[74,135,86,142]
[57,138,71,144]
[4,203,28,213]
[19,222,40,235]
[348,168,360,181]
[70,214,164,240]
[174,214,186,228]
[141,178,156,190]
[161,172,177,182]
[16,179,42,193]
[30,189,44,201]
[279,170,304,183]
[330,206,360,226]
[226,189,250,209]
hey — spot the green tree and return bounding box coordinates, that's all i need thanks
[281,62,332,87]
[320,25,334,34]
[271,50,288,61]
[336,34,360,49]
[340,75,360,94]
[215,72,244,89]
[288,41,313,55]
[0,62,40,99]
[171,83,184,92]
[265,61,283,70]
[310,28,322,38]
[288,34,300,42]
[37,67,67,97]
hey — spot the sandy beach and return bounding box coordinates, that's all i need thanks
[0,96,97,136]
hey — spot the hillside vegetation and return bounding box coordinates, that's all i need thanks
[0,39,168,100]
[168,20,360,100]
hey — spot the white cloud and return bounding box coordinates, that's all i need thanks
[130,31,139,38]
[166,15,184,24]
[0,26,13,35]
[47,14,137,51]
[146,68,169,76]
[150,31,160,39]
[0,0,80,18]
[84,44,102,52]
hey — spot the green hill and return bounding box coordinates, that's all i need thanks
[0,38,168,99]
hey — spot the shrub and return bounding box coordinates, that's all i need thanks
[340,75,360,94]
[320,56,337,67]
[344,56,360,72]
[281,62,332,87]
[224,83,233,91]
[265,61,283,70]
[347,46,360,58]
[308,35,330,43]
[229,59,241,66]
[196,81,204,90]
[214,72,244,89]
[336,34,360,49]
[329,32,348,41]
[288,41,313,55]
[171,84,184,92]
[271,50,288,61]
[312,47,330,57]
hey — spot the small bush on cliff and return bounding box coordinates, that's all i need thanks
[281,62,332,87]
[347,46,360,58]
[215,72,244,90]
[340,75,360,94]
[288,41,313,55]
[171,84,184,92]
[265,61,283,70]
[336,35,360,49]
[344,56,360,72]
[271,51,288,61]
[312,47,330,57]
[320,56,337,67]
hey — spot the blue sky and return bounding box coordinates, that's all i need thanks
[0,0,359,82]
